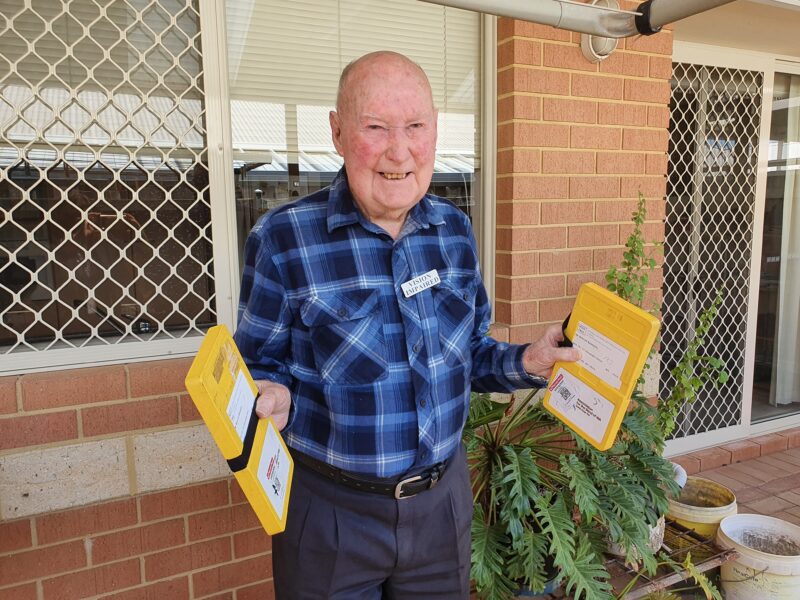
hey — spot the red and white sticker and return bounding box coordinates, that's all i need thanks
[257,422,291,519]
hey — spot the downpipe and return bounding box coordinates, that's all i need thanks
[419,0,738,38]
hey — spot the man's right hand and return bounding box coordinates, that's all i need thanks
[254,380,291,430]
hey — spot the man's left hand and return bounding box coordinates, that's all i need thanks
[522,324,582,379]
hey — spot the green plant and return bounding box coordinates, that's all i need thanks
[605,192,659,310]
[466,193,726,599]
[659,291,729,438]
[604,191,728,441]
[467,389,677,600]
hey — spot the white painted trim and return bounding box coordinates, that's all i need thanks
[751,0,800,10]
[750,412,800,435]
[664,413,800,457]
[199,0,239,332]
[479,14,498,311]
[1,337,202,375]
[663,424,749,457]
[674,41,800,68]
[742,63,777,429]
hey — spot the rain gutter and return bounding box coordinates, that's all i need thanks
[419,0,737,38]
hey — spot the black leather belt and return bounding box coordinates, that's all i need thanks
[290,449,448,499]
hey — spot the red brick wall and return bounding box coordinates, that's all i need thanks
[0,360,199,453]
[494,13,673,343]
[0,479,273,600]
[0,358,277,599]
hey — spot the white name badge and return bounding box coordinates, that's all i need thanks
[401,269,440,298]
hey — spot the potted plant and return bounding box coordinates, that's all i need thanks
[467,193,727,600]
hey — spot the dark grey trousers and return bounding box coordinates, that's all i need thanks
[273,445,472,599]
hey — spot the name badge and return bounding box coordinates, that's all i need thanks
[401,269,440,298]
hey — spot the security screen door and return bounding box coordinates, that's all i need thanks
[663,63,763,438]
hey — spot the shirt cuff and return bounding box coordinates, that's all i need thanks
[504,344,550,388]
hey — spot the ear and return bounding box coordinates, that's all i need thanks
[329,111,344,156]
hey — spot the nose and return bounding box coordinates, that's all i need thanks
[384,127,412,162]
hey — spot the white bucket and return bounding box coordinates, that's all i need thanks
[716,514,800,599]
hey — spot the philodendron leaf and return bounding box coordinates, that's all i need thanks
[506,526,549,592]
[561,533,614,600]
[534,492,575,572]
[500,446,540,518]
[560,454,599,521]
[471,504,516,600]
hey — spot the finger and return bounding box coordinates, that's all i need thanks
[255,394,275,419]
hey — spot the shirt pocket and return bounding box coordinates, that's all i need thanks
[432,279,477,368]
[299,288,388,386]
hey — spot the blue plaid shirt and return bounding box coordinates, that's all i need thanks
[235,170,543,477]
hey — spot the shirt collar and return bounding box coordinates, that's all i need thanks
[326,168,445,235]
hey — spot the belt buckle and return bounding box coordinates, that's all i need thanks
[394,474,423,500]
[394,467,442,500]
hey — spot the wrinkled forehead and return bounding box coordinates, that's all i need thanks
[338,56,435,118]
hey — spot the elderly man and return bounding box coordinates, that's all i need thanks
[234,51,579,599]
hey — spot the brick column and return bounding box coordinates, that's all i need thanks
[494,12,673,344]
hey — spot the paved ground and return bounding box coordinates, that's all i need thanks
[695,445,800,524]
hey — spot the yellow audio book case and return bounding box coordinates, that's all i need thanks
[185,324,293,535]
[543,283,660,451]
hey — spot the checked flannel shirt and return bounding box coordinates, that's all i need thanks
[234,169,544,478]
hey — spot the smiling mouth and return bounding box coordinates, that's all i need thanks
[380,172,409,180]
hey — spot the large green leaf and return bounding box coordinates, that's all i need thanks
[505,526,550,592]
[561,533,613,600]
[560,454,600,521]
[534,493,575,571]
[499,446,540,518]
[471,504,516,599]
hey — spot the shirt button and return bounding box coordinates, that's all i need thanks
[419,397,427,407]
[337,308,347,318]
[462,292,469,301]
[412,342,421,353]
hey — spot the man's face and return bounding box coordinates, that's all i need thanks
[329,58,437,223]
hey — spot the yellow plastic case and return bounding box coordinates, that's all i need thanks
[185,324,293,535]
[543,283,660,451]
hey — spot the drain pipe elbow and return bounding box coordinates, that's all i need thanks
[634,0,662,35]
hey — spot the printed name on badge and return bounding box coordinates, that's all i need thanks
[401,269,440,298]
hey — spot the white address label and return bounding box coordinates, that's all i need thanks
[573,322,629,390]
[547,368,614,444]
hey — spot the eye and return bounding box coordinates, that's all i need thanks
[366,124,387,131]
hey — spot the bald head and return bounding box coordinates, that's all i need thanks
[328,50,438,238]
[336,51,434,116]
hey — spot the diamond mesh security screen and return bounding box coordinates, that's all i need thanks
[662,63,763,437]
[0,0,214,354]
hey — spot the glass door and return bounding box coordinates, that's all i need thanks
[752,71,800,423]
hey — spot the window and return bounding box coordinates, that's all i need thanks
[224,0,481,274]
[0,0,213,367]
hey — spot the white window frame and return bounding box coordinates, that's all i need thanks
[665,41,800,457]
